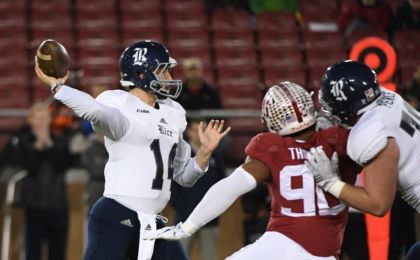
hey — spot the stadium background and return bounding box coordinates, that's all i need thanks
[0,0,419,259]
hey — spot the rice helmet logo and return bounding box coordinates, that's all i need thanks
[133,48,148,66]
[330,79,347,101]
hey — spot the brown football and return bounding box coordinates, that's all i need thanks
[36,39,70,78]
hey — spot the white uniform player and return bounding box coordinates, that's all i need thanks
[305,60,420,217]
[35,41,230,260]
[347,89,420,210]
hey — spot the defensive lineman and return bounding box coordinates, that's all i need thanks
[35,41,230,260]
[147,82,359,259]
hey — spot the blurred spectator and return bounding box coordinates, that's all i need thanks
[409,67,420,103]
[177,58,223,110]
[338,0,393,37]
[13,103,71,260]
[170,119,226,260]
[250,0,298,13]
[81,134,107,212]
[391,0,420,31]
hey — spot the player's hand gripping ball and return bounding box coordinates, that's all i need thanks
[36,39,70,78]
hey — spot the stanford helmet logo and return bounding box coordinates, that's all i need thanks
[330,80,347,101]
[133,48,148,66]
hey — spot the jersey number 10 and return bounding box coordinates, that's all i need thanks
[150,139,177,190]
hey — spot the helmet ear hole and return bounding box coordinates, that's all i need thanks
[138,73,145,79]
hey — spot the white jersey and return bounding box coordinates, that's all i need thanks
[347,89,420,211]
[55,86,206,214]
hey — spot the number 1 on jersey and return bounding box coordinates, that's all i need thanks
[150,139,177,190]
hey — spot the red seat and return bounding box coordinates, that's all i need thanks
[0,135,12,151]
[218,68,260,90]
[79,76,120,90]
[211,10,252,32]
[166,11,207,32]
[0,87,29,108]
[120,0,160,13]
[261,48,303,69]
[31,30,74,51]
[170,49,211,67]
[225,135,254,164]
[167,38,210,51]
[0,55,26,71]
[163,1,204,12]
[347,29,389,47]
[300,0,338,23]
[263,67,307,88]
[303,31,345,51]
[228,118,265,135]
[75,0,116,12]
[0,16,25,32]
[308,66,329,90]
[256,12,297,33]
[394,29,420,51]
[170,65,215,85]
[77,30,120,49]
[122,28,164,46]
[258,31,300,51]
[0,29,26,49]
[76,11,117,30]
[121,12,163,31]
[215,49,258,69]
[213,31,254,50]
[0,0,26,14]
[220,89,262,109]
[31,0,71,12]
[306,50,347,70]
[0,118,26,132]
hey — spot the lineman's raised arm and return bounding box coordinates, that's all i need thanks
[35,62,129,141]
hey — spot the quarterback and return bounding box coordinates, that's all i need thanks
[35,41,230,260]
[305,60,420,216]
[147,82,359,259]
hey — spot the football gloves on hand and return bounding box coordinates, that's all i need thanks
[305,147,345,198]
[143,222,197,241]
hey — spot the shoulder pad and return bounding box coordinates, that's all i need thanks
[347,111,391,165]
[158,98,186,114]
[95,90,129,108]
[245,133,283,165]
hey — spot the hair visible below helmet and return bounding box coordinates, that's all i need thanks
[319,60,382,126]
[119,40,182,98]
[261,82,316,136]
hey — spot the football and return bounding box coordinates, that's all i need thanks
[36,39,70,78]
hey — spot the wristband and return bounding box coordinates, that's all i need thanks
[51,82,63,94]
[181,220,199,235]
[327,180,346,198]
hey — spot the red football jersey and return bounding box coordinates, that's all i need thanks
[245,127,358,258]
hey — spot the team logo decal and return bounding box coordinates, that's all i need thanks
[330,80,347,101]
[364,88,376,102]
[133,48,148,66]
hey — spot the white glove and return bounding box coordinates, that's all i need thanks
[305,147,345,198]
[143,222,197,241]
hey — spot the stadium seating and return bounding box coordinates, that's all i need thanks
[0,0,418,147]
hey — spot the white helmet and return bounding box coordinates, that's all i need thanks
[261,81,316,136]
